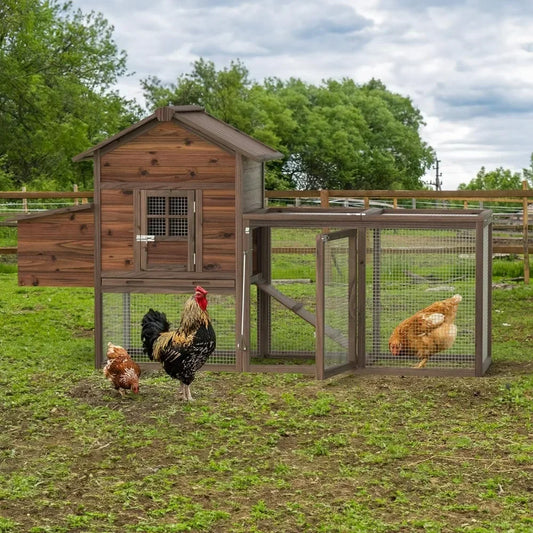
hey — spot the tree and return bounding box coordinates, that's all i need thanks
[266,77,434,190]
[458,159,533,191]
[142,61,434,190]
[0,0,142,189]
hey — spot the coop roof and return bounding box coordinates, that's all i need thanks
[10,203,93,222]
[73,105,283,163]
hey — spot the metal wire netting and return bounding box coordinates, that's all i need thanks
[323,235,350,369]
[102,291,236,365]
[365,227,477,369]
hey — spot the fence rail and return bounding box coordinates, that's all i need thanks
[1,187,532,283]
[266,184,533,284]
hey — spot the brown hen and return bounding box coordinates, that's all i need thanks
[103,342,141,396]
[388,294,462,368]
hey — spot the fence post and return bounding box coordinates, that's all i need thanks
[320,189,329,208]
[21,186,28,213]
[523,181,530,284]
[73,184,79,205]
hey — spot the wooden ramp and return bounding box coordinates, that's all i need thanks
[256,281,349,349]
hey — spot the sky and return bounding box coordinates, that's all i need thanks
[71,0,533,190]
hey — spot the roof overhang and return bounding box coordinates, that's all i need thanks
[73,105,283,163]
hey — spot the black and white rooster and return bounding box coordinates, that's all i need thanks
[141,286,216,401]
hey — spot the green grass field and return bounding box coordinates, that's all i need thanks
[0,270,532,532]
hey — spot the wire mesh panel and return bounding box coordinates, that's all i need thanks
[365,227,477,372]
[322,233,351,371]
[249,228,319,368]
[102,291,236,366]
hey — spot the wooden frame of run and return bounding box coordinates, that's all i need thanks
[242,208,492,378]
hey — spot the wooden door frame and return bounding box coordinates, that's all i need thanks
[135,189,195,272]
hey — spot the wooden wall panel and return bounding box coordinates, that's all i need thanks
[100,189,135,272]
[17,208,94,287]
[201,190,236,272]
[95,122,241,278]
[100,122,236,184]
[242,157,263,212]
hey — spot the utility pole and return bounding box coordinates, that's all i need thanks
[434,159,442,191]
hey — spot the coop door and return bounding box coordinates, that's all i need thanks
[316,229,359,379]
[136,190,195,271]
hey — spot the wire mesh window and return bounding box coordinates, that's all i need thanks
[146,194,189,238]
[169,218,188,237]
[147,218,166,236]
[102,291,236,366]
[365,227,477,370]
[169,196,188,216]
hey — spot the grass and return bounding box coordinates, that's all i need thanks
[0,271,532,532]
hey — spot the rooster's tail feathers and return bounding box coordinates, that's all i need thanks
[141,308,170,360]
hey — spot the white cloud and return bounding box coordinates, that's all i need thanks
[70,0,533,189]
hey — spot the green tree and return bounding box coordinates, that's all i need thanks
[0,0,142,189]
[142,59,297,189]
[142,61,434,190]
[458,160,533,191]
[266,77,434,190]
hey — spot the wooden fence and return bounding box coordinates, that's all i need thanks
[1,186,532,282]
[265,184,533,284]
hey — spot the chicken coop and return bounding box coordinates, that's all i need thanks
[14,105,492,378]
[16,105,283,371]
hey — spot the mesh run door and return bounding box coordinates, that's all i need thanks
[316,229,358,379]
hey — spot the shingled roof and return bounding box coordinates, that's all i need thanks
[73,105,283,163]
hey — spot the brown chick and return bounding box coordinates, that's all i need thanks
[388,294,462,368]
[103,342,141,396]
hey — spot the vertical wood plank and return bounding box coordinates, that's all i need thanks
[522,181,530,284]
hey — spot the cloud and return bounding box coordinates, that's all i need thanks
[69,0,533,188]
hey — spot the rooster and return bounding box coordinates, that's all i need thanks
[388,294,462,368]
[103,342,141,396]
[141,286,216,401]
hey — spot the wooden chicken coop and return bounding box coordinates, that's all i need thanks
[16,105,282,370]
[14,105,492,378]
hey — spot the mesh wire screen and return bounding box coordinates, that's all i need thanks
[249,228,318,364]
[102,291,236,366]
[482,224,490,365]
[323,235,350,369]
[366,227,477,369]
[169,218,188,236]
[148,218,166,236]
[169,196,188,215]
[147,196,165,215]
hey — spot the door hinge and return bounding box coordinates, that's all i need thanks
[136,235,155,242]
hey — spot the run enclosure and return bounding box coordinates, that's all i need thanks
[242,208,492,378]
